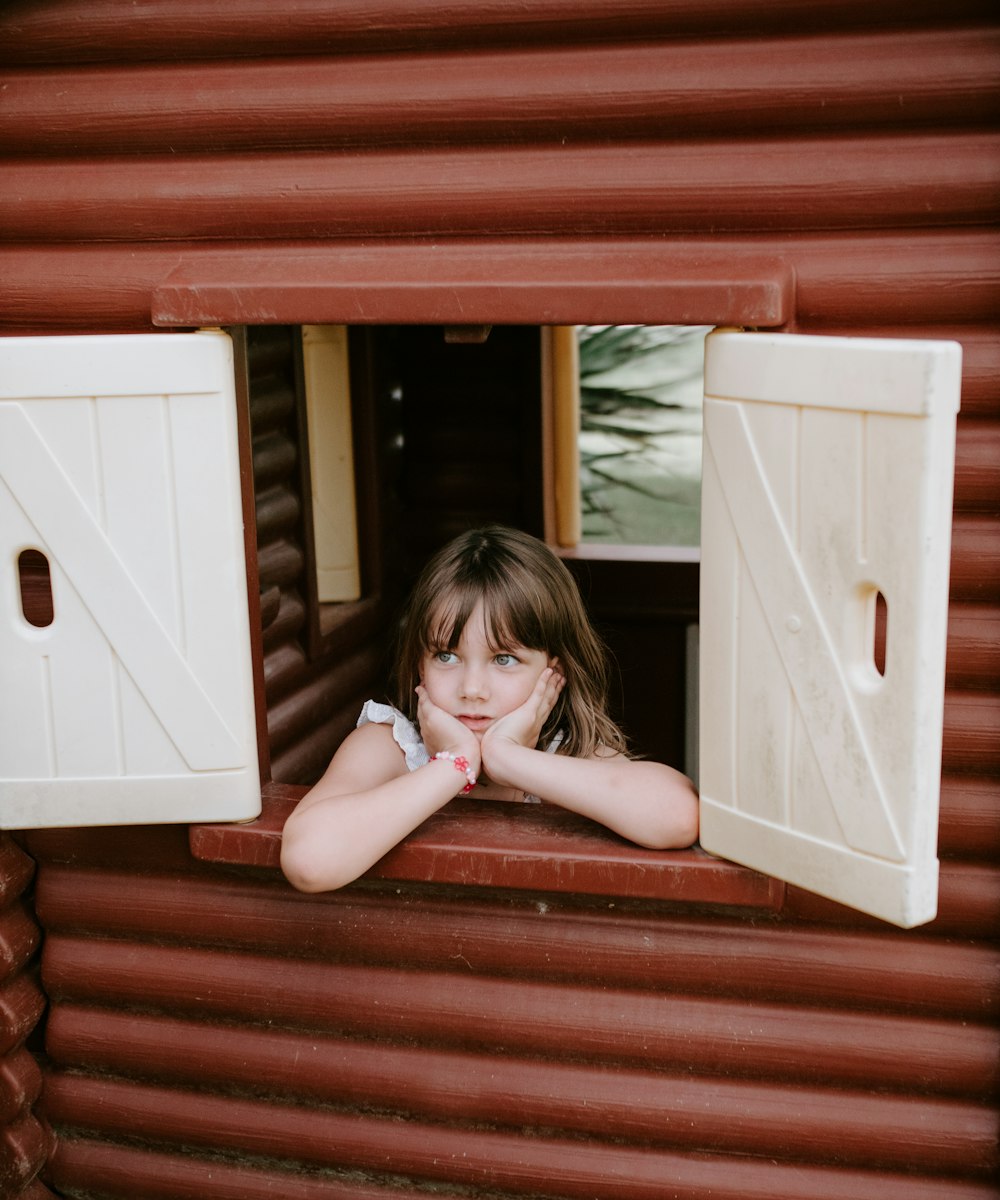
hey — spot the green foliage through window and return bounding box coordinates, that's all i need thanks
[578,325,710,547]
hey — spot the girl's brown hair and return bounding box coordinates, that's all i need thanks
[393,526,628,759]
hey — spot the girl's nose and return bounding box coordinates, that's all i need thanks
[460,665,489,700]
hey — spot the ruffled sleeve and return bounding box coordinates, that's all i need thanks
[357,700,429,772]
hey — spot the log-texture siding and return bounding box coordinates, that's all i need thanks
[1,1,998,1197]
[25,824,1000,1199]
[0,836,53,1199]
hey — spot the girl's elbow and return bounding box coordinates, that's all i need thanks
[631,769,699,849]
[280,852,326,894]
[669,798,700,849]
[280,836,351,894]
[670,787,700,848]
[641,787,700,850]
[282,867,332,894]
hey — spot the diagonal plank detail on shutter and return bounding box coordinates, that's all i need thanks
[0,404,244,772]
[707,399,903,861]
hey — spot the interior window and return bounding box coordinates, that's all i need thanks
[577,325,711,550]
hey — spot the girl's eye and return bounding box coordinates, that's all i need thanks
[434,650,458,665]
[494,652,519,667]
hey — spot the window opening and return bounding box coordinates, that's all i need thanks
[577,325,711,549]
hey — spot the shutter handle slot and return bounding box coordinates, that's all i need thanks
[18,548,54,628]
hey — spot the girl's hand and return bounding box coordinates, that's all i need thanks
[481,667,564,782]
[415,685,481,775]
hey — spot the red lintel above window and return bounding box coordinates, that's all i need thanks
[151,240,794,328]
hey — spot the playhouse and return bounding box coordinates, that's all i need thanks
[1,3,998,1198]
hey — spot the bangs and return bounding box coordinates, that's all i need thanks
[425,577,545,654]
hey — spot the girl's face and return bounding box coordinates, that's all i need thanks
[419,600,555,737]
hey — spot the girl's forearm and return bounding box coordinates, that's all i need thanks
[485,741,699,849]
[280,759,467,892]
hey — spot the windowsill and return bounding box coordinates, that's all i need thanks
[189,783,783,909]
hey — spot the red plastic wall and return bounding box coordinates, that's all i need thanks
[23,823,1000,1199]
[0,2,997,1197]
[0,836,54,1199]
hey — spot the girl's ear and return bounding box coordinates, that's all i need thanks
[548,654,562,671]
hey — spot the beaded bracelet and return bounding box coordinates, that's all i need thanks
[433,750,477,794]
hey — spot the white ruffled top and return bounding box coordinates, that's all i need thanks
[356,699,560,803]
[357,700,430,772]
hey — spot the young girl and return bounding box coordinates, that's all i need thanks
[280,526,699,892]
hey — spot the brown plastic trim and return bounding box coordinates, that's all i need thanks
[152,243,794,328]
[189,785,783,910]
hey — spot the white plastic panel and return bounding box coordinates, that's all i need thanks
[0,332,260,829]
[699,331,961,928]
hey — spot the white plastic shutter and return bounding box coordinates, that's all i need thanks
[0,331,261,829]
[698,331,961,928]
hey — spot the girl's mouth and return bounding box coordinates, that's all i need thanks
[458,714,492,730]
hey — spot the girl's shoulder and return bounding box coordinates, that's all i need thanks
[336,718,406,766]
[292,719,407,817]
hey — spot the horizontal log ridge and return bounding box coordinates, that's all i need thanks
[2,29,998,155]
[3,134,998,243]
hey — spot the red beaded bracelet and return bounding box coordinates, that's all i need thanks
[433,750,477,794]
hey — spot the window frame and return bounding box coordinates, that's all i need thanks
[0,316,950,926]
[220,321,960,926]
[0,253,941,925]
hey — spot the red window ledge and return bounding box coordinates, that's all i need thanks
[190,783,783,910]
